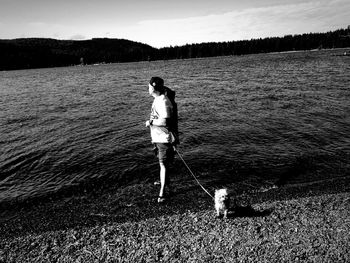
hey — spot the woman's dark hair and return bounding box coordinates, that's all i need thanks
[149,77,165,93]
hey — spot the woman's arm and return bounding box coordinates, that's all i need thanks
[145,117,167,127]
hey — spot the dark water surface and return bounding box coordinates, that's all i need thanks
[0,50,349,203]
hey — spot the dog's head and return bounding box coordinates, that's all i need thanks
[215,188,229,203]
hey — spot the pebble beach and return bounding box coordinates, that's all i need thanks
[1,175,349,262]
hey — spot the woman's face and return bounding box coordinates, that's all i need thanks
[148,84,155,95]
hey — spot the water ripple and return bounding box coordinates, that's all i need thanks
[0,50,349,203]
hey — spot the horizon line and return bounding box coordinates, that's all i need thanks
[1,26,348,49]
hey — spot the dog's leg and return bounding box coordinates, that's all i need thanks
[216,208,221,218]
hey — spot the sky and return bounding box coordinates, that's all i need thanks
[0,0,349,48]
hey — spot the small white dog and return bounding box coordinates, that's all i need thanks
[214,188,230,219]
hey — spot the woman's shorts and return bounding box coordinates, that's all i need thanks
[154,143,175,164]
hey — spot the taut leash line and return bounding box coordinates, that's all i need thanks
[174,147,214,200]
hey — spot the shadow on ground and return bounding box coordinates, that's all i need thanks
[228,205,273,219]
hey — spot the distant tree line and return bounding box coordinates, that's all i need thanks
[0,27,349,71]
[155,27,350,60]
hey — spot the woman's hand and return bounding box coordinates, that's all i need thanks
[145,120,153,127]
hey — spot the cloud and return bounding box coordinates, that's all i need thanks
[10,22,92,40]
[28,22,47,27]
[115,0,350,47]
[70,34,86,40]
[1,0,348,47]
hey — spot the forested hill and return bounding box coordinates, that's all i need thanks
[1,27,349,71]
[159,28,350,60]
[0,38,157,70]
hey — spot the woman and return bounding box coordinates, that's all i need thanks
[145,77,178,203]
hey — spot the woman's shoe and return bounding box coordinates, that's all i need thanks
[157,196,166,203]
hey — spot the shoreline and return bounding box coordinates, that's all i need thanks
[0,176,349,261]
[1,175,349,237]
[0,177,350,262]
[1,46,349,72]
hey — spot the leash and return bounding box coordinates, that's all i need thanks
[174,147,215,200]
[174,147,278,200]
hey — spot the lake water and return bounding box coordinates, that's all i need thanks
[0,49,349,204]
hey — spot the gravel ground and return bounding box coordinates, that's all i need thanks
[0,177,349,262]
